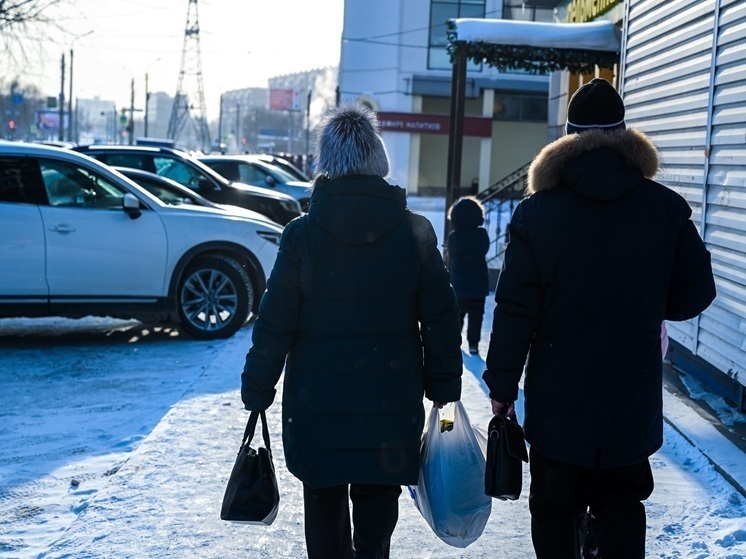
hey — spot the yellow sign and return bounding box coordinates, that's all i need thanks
[568,0,623,23]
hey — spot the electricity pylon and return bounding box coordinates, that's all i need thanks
[167,0,211,150]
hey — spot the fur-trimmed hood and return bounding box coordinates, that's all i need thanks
[527,129,659,200]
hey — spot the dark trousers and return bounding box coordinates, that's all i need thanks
[303,483,402,559]
[529,448,654,559]
[458,297,485,346]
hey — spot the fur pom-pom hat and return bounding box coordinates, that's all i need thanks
[566,78,626,135]
[313,103,390,181]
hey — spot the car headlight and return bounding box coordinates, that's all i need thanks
[257,230,282,245]
[280,198,301,213]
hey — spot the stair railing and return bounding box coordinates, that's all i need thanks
[477,161,530,268]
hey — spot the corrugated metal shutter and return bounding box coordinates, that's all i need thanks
[621,0,746,389]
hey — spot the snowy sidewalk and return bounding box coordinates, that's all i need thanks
[4,197,745,559]
[35,319,746,559]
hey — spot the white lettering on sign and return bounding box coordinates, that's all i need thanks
[406,121,441,131]
[380,120,442,132]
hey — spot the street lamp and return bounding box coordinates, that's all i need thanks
[68,30,94,143]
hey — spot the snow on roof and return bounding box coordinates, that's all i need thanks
[451,18,621,53]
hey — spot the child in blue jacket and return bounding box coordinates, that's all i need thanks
[447,196,490,355]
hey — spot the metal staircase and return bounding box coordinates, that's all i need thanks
[477,161,531,269]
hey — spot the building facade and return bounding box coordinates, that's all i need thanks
[268,67,339,156]
[340,0,554,194]
[74,98,117,145]
[142,91,174,143]
[218,87,269,153]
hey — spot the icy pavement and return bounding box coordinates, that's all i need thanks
[0,197,744,558]
[2,318,744,559]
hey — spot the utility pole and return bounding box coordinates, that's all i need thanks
[111,105,117,144]
[58,53,65,141]
[67,31,93,143]
[67,48,74,142]
[235,103,240,154]
[218,93,223,148]
[305,88,312,164]
[144,73,150,137]
[129,78,135,145]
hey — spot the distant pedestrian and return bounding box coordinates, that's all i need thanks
[483,78,716,559]
[241,103,463,559]
[447,196,490,355]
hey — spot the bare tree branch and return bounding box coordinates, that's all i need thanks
[1,0,68,48]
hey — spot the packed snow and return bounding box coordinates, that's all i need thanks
[1,197,744,559]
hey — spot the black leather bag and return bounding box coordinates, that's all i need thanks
[221,410,280,524]
[484,412,529,501]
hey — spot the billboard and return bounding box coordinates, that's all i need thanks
[269,89,301,111]
[36,110,68,130]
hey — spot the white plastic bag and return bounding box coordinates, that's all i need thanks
[408,401,492,548]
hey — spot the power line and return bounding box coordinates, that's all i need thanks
[345,8,503,41]
[343,38,428,49]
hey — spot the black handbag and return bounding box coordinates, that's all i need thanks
[220,410,280,524]
[484,412,529,501]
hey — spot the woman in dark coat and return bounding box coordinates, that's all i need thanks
[484,79,716,559]
[241,104,463,559]
[447,196,490,354]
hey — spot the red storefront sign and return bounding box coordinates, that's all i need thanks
[376,111,492,138]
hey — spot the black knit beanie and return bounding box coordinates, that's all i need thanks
[566,78,626,135]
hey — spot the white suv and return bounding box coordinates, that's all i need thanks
[0,142,283,339]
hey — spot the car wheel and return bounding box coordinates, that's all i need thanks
[177,254,253,339]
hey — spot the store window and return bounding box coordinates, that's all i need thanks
[493,93,548,122]
[428,0,486,71]
[502,0,554,22]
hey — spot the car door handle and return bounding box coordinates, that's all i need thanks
[48,224,76,234]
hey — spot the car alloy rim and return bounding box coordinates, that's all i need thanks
[180,269,239,331]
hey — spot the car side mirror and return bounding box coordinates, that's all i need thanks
[123,193,141,219]
[265,175,276,186]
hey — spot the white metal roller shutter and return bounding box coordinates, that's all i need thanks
[622,0,746,389]
[698,0,746,385]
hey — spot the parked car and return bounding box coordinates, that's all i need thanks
[112,166,274,223]
[250,154,310,182]
[199,155,312,211]
[0,141,283,339]
[73,145,302,225]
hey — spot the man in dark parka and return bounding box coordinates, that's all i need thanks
[483,79,716,559]
[241,104,463,559]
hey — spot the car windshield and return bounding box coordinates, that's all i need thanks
[172,151,233,186]
[270,160,308,181]
[129,177,197,206]
[154,157,205,189]
[255,161,298,183]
